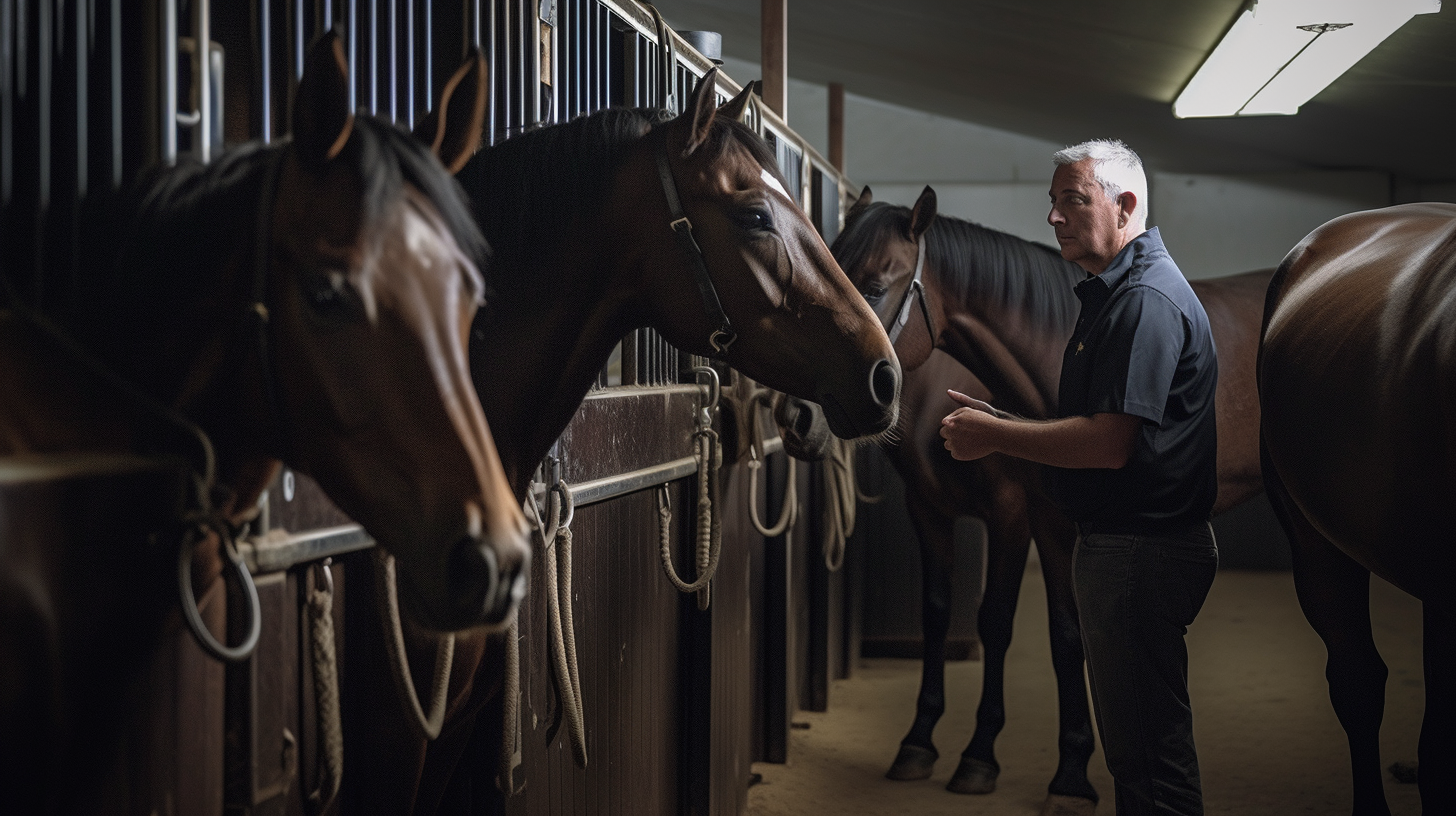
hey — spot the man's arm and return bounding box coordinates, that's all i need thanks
[940,390,1141,469]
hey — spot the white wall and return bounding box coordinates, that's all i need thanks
[717,54,1409,280]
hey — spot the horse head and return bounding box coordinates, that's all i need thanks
[834,185,947,371]
[628,69,901,439]
[257,35,527,631]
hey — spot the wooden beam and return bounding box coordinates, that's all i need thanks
[761,0,787,119]
[828,82,844,173]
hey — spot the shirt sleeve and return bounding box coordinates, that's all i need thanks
[1085,285,1183,426]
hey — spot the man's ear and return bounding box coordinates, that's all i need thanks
[1117,191,1138,228]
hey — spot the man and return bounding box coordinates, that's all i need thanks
[939,139,1218,815]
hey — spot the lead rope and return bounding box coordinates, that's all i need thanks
[747,391,798,538]
[374,549,455,741]
[525,481,588,768]
[304,559,342,816]
[497,615,523,794]
[657,367,724,609]
[820,438,877,572]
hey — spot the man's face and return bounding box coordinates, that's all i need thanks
[1048,158,1128,275]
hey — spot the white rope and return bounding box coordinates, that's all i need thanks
[657,428,724,610]
[525,481,588,768]
[820,439,863,572]
[374,550,455,741]
[305,560,342,815]
[746,390,798,538]
[497,615,524,793]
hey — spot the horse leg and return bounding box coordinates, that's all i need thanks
[886,492,957,781]
[1033,510,1099,814]
[1265,464,1390,816]
[1419,602,1455,813]
[947,484,1032,795]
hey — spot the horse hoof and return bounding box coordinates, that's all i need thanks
[1041,793,1098,816]
[885,744,938,780]
[945,756,998,794]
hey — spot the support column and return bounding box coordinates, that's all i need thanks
[828,81,844,173]
[761,0,786,119]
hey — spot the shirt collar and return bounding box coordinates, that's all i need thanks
[1077,226,1161,298]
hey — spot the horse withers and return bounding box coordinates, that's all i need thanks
[1260,202,1456,816]
[0,32,525,814]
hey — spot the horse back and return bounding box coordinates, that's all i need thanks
[1259,202,1456,601]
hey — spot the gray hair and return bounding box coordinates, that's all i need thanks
[1052,139,1148,227]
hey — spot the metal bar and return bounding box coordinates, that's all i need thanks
[260,0,271,140]
[74,0,86,197]
[564,455,698,508]
[1,0,12,204]
[195,0,210,161]
[346,0,355,112]
[368,0,376,112]
[294,0,304,78]
[241,524,375,574]
[405,0,412,125]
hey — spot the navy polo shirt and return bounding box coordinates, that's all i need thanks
[1048,227,1218,532]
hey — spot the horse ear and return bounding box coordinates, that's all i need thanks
[718,81,755,123]
[292,30,354,167]
[846,185,873,223]
[910,185,937,239]
[413,48,488,174]
[679,66,721,156]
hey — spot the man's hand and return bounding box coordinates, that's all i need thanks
[940,390,1002,460]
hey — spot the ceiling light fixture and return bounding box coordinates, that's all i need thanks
[1173,0,1441,118]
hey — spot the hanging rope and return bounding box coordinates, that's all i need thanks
[304,559,342,816]
[525,480,588,768]
[374,549,455,741]
[820,438,871,572]
[497,615,523,794]
[746,390,798,538]
[657,367,725,609]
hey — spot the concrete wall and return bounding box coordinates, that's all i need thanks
[718,54,1454,282]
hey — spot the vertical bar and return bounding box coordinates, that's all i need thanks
[73,0,86,197]
[3,0,14,204]
[387,0,394,121]
[294,0,304,78]
[760,0,785,119]
[828,81,843,173]
[259,0,271,141]
[405,0,412,125]
[347,0,355,112]
[369,0,376,113]
[423,0,429,115]
[195,0,210,161]
[162,0,176,164]
[485,0,494,142]
[323,0,332,28]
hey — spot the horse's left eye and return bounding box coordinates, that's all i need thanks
[301,269,358,319]
[860,284,887,303]
[733,208,774,233]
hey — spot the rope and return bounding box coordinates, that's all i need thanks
[374,549,455,741]
[656,428,723,610]
[305,560,343,815]
[497,616,523,794]
[746,390,798,538]
[525,481,587,768]
[820,439,864,572]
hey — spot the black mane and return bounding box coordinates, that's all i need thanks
[833,201,1083,332]
[457,106,786,290]
[74,116,486,356]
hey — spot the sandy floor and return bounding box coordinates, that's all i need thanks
[748,563,1425,816]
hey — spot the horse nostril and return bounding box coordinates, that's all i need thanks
[448,536,502,619]
[869,358,900,409]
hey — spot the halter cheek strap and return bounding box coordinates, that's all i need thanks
[655,148,737,356]
[886,233,935,346]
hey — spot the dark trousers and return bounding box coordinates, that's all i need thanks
[1073,522,1217,816]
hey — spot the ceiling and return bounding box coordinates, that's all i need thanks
[649,0,1456,183]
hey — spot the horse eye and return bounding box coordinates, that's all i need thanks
[861,284,887,303]
[302,269,357,318]
[734,208,773,232]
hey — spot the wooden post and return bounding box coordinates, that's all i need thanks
[828,82,844,173]
[761,0,787,119]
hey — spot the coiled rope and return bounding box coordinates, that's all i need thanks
[819,438,878,572]
[746,391,798,538]
[304,559,342,815]
[524,480,588,768]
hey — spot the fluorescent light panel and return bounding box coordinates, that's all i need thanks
[1173,0,1441,118]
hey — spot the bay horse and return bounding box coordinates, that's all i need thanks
[0,33,526,813]
[828,185,1270,815]
[341,69,902,813]
[1259,202,1456,816]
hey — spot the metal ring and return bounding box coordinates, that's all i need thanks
[177,518,262,663]
[313,556,335,597]
[552,479,575,530]
[691,365,721,412]
[708,329,736,354]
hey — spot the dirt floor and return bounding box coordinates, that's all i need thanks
[748,561,1424,816]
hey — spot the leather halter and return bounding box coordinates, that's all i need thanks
[887,233,935,346]
[655,147,737,356]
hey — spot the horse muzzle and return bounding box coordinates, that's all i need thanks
[402,528,530,632]
[818,356,901,439]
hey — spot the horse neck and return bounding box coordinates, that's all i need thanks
[932,250,1080,419]
[472,254,635,498]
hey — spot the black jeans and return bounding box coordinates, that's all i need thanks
[1073,522,1218,816]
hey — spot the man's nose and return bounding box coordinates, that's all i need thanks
[1048,207,1062,226]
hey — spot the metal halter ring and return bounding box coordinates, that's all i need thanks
[709,328,736,355]
[177,516,263,663]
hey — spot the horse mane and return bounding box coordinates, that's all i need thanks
[72,116,486,358]
[458,106,785,290]
[834,201,1083,331]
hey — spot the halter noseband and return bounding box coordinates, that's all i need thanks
[886,233,935,346]
[654,147,737,357]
